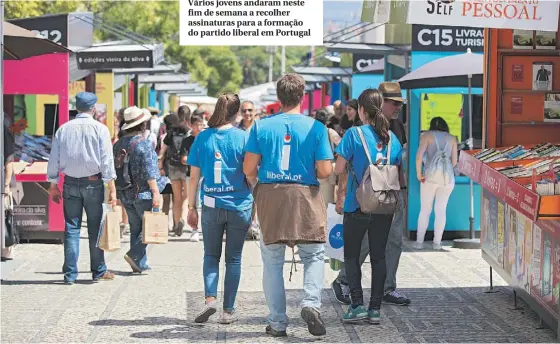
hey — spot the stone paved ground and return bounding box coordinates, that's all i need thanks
[1,227,558,343]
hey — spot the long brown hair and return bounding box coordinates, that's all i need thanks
[207,93,240,128]
[358,89,390,144]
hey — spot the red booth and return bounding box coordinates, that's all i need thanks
[4,53,69,241]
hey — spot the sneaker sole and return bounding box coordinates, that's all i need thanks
[124,255,142,273]
[194,307,216,323]
[382,300,411,306]
[331,284,351,305]
[301,308,326,336]
[342,315,368,324]
[368,318,380,324]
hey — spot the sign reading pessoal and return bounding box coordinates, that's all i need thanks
[407,0,560,32]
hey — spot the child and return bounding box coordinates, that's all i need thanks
[181,114,205,242]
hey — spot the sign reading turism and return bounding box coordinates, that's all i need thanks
[407,0,560,32]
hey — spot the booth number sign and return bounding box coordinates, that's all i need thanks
[412,24,484,52]
[32,30,63,44]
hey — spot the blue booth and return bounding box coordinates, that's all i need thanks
[407,25,484,236]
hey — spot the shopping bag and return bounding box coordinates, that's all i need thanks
[325,203,344,262]
[142,209,168,244]
[97,204,122,251]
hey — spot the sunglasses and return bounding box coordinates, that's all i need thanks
[242,108,254,113]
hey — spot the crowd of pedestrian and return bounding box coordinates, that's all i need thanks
[1,72,459,336]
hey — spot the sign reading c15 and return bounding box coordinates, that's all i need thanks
[352,54,383,73]
[412,24,483,52]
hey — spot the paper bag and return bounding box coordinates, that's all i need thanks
[142,210,168,244]
[325,203,344,262]
[98,204,122,251]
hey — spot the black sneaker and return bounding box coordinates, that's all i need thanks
[301,307,326,336]
[383,291,411,306]
[265,325,287,337]
[331,279,351,305]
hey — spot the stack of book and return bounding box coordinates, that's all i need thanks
[473,143,560,163]
[496,159,559,178]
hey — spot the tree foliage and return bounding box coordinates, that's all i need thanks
[5,1,349,96]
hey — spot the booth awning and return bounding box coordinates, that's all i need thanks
[139,73,191,84]
[76,43,165,70]
[325,42,410,55]
[69,53,91,82]
[291,66,352,77]
[154,83,199,92]
[302,74,332,83]
[113,63,182,75]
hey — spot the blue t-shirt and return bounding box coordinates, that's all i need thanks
[245,113,334,186]
[187,127,253,211]
[335,125,403,213]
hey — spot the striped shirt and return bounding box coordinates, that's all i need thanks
[47,113,117,183]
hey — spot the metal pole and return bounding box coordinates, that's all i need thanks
[468,73,474,240]
[1,0,6,251]
[281,46,286,75]
[268,52,273,83]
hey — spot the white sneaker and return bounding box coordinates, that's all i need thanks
[219,311,238,324]
[190,230,200,242]
[433,243,442,250]
[412,242,424,250]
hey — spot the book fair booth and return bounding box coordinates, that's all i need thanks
[4,52,69,242]
[458,24,560,332]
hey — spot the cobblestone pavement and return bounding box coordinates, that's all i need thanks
[1,227,557,343]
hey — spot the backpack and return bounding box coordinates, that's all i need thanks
[424,132,454,186]
[353,127,400,215]
[114,137,144,191]
[167,131,187,166]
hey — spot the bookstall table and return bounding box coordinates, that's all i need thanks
[463,19,560,335]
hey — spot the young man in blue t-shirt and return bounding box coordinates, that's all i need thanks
[244,73,333,337]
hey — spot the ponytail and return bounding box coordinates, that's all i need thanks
[358,89,390,145]
[207,93,240,128]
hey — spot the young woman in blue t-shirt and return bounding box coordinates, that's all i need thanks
[334,89,403,325]
[186,93,254,325]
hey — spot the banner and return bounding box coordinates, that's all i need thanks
[412,25,484,52]
[407,0,560,32]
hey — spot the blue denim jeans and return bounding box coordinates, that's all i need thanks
[336,190,405,294]
[62,177,106,282]
[122,199,152,271]
[260,239,325,332]
[201,205,252,311]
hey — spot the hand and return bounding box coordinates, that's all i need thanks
[187,208,198,229]
[418,174,425,183]
[108,190,117,206]
[152,190,161,209]
[335,198,344,215]
[159,168,166,176]
[49,185,61,204]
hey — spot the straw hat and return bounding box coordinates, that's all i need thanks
[121,106,151,130]
[378,82,406,103]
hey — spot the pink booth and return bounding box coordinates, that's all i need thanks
[4,53,69,241]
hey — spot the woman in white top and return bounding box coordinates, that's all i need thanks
[414,117,458,250]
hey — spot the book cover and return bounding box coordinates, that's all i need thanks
[535,30,556,50]
[544,93,560,122]
[533,63,553,91]
[513,30,534,49]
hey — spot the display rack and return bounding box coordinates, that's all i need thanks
[475,22,560,336]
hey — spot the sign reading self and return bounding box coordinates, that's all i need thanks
[412,24,483,52]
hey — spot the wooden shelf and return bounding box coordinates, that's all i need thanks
[502,121,560,126]
[498,49,560,55]
[502,89,560,93]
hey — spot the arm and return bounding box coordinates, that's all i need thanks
[4,160,13,194]
[243,152,261,181]
[47,131,61,184]
[100,127,117,203]
[334,158,348,214]
[451,137,458,167]
[187,167,201,209]
[158,144,168,169]
[416,134,428,182]
[316,160,333,179]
